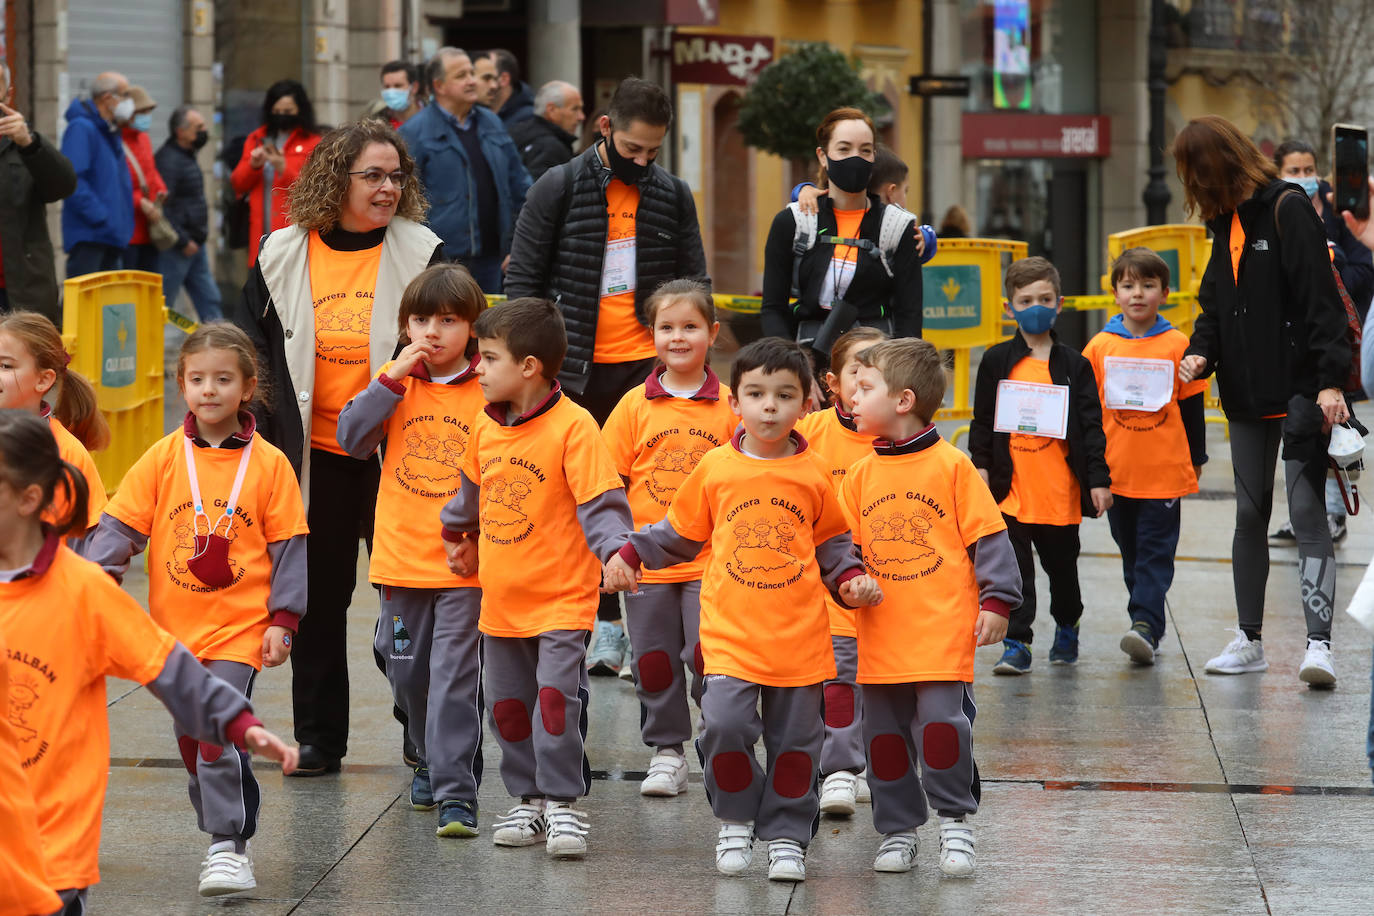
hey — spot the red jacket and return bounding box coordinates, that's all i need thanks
[230,125,322,265]
[120,127,167,246]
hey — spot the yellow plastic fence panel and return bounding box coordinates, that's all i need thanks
[61,269,165,494]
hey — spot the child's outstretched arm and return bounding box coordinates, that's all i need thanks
[263,534,307,667]
[612,517,709,595]
[335,373,404,458]
[440,471,480,576]
[816,532,880,608]
[575,487,636,563]
[80,514,149,583]
[967,530,1021,646]
[1073,354,1112,514]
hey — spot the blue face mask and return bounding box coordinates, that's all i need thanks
[381,88,411,112]
[1012,303,1058,335]
[1296,176,1320,198]
[131,112,153,133]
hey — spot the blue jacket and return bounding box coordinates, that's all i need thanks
[59,98,134,251]
[400,102,531,260]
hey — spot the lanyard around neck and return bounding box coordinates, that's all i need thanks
[183,435,254,537]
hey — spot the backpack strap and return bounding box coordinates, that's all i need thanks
[788,201,819,300]
[875,204,917,278]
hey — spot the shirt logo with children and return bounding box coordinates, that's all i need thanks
[724,501,805,587]
[394,415,472,499]
[480,462,543,545]
[644,436,714,506]
[166,503,250,593]
[6,661,53,768]
[859,492,947,581]
[313,292,371,366]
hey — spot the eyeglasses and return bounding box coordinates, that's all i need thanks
[348,168,409,189]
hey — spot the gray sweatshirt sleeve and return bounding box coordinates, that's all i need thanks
[626,517,707,570]
[266,534,308,619]
[575,487,635,563]
[335,375,402,458]
[80,514,149,583]
[144,643,258,747]
[440,471,481,535]
[966,529,1023,613]
[815,532,865,606]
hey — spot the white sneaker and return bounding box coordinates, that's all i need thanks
[938,816,975,877]
[640,750,689,797]
[1203,629,1268,674]
[818,771,858,817]
[855,770,872,803]
[198,841,255,897]
[1298,638,1337,686]
[619,638,636,681]
[492,801,547,847]
[544,802,589,858]
[715,822,754,875]
[767,838,806,882]
[873,832,918,873]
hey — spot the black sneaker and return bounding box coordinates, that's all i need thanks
[436,799,479,838]
[1268,520,1297,545]
[402,730,420,768]
[411,765,436,810]
[1329,514,1348,544]
[288,744,341,777]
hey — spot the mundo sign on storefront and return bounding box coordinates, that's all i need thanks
[671,34,775,86]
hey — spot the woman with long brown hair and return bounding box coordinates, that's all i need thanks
[1173,115,1351,685]
[236,118,442,776]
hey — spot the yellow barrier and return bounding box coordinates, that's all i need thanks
[62,269,166,494]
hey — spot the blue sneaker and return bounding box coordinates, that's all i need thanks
[993,639,1032,675]
[1120,622,1157,666]
[410,765,436,810]
[1049,624,1079,665]
[436,799,479,838]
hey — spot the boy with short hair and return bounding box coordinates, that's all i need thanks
[868,144,909,208]
[604,337,883,884]
[970,256,1111,674]
[1082,248,1208,663]
[842,337,1021,876]
[438,297,634,859]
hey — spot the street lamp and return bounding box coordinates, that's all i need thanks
[1143,0,1171,225]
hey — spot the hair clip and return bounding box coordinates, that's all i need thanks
[62,350,73,368]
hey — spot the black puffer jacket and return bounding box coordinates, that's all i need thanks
[1187,178,1350,420]
[505,141,709,394]
[0,133,75,322]
[508,116,576,182]
[154,139,208,247]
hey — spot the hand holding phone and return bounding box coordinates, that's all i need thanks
[1332,124,1369,221]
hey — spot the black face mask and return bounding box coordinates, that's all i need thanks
[268,114,299,134]
[826,155,874,194]
[191,130,209,150]
[604,133,649,185]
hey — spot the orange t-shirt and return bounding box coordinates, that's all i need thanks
[593,179,656,364]
[102,427,308,668]
[820,208,865,307]
[370,363,487,588]
[0,543,178,891]
[601,372,737,583]
[1083,328,1208,499]
[998,357,1081,525]
[0,628,62,916]
[308,231,383,453]
[464,394,625,636]
[840,440,1007,683]
[665,442,851,687]
[46,413,107,532]
[1229,211,1244,284]
[795,406,874,638]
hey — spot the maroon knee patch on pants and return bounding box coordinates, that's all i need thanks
[711,751,754,792]
[693,643,704,675]
[772,751,813,799]
[922,722,960,770]
[870,734,910,781]
[538,687,566,736]
[492,698,532,742]
[178,735,199,774]
[823,683,856,728]
[637,650,674,693]
[199,742,224,764]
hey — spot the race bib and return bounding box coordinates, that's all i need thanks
[994,379,1070,439]
[1103,356,1174,412]
[600,236,637,298]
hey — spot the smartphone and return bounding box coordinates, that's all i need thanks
[1332,123,1369,220]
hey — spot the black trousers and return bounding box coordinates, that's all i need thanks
[571,355,657,622]
[292,448,380,758]
[1002,514,1082,645]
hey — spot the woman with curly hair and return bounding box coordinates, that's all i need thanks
[236,117,442,775]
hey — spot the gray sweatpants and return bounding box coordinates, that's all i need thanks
[696,675,824,845]
[1229,419,1335,640]
[821,635,865,776]
[484,629,591,801]
[174,659,258,851]
[863,681,979,835]
[623,581,703,754]
[375,585,484,803]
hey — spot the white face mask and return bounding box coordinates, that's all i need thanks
[112,96,136,123]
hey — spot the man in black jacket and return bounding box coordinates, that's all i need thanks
[155,106,222,321]
[0,63,77,321]
[508,80,583,182]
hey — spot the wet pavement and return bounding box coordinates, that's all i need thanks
[98,381,1374,914]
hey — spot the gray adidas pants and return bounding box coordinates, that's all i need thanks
[696,675,824,845]
[174,659,258,851]
[623,581,703,754]
[484,629,591,801]
[821,635,865,776]
[375,585,484,803]
[862,681,979,835]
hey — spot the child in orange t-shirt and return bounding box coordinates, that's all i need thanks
[605,337,883,884]
[601,279,738,799]
[841,338,1021,877]
[1083,248,1209,662]
[439,298,634,860]
[337,264,489,838]
[969,257,1111,674]
[0,310,110,539]
[82,324,307,898]
[796,325,887,817]
[0,409,297,912]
